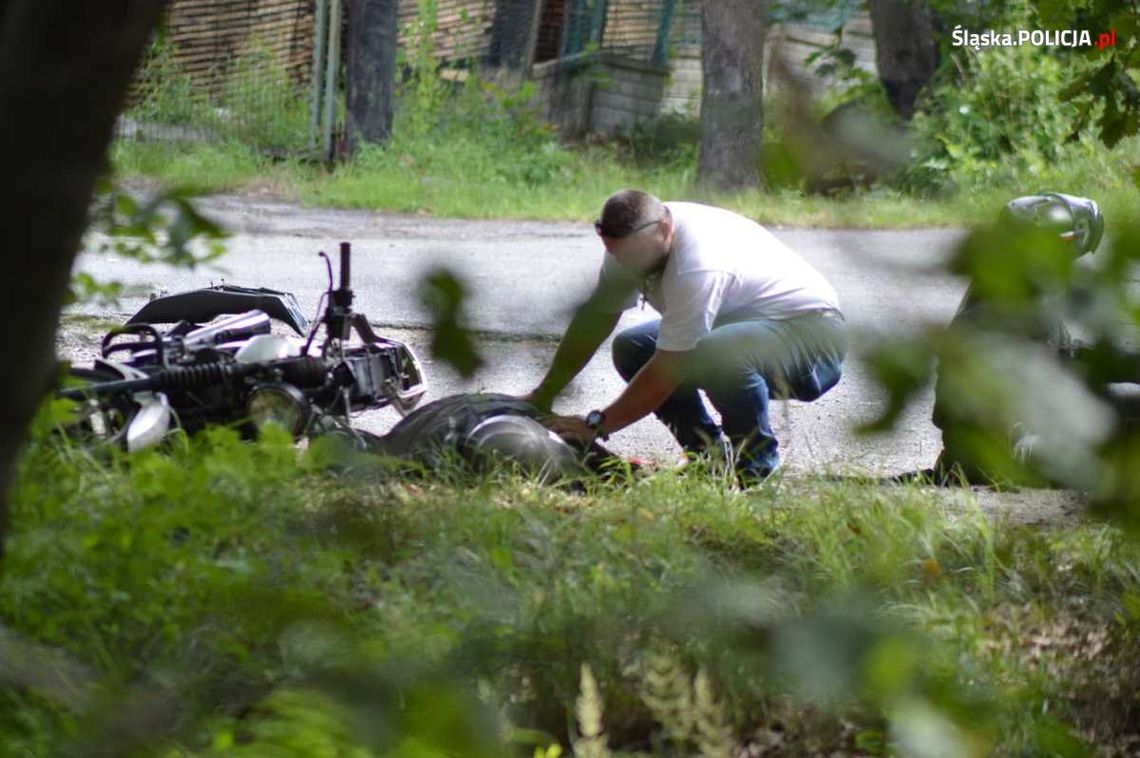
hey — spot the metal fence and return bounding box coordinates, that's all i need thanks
[119,0,317,154]
[535,0,696,66]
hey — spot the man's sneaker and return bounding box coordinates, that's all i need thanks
[677,434,735,479]
[736,456,780,488]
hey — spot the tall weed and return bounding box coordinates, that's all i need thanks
[340,0,576,192]
[124,38,309,152]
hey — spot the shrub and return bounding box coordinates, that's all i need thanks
[904,44,1072,193]
[621,112,701,168]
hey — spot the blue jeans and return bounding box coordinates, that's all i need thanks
[611,311,847,478]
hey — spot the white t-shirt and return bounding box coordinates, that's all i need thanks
[595,202,841,351]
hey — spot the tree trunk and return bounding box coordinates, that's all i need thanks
[866,0,939,120]
[345,0,399,151]
[0,0,166,555]
[697,0,766,190]
[488,0,542,71]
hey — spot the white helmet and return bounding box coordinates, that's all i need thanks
[463,414,584,482]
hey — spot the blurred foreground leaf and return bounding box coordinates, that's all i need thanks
[74,180,229,307]
[418,267,484,379]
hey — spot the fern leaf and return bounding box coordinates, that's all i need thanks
[573,663,611,758]
[694,669,735,758]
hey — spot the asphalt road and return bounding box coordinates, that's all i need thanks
[72,195,972,476]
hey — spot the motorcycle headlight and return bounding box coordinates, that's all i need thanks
[247,383,309,436]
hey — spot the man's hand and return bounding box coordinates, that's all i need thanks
[540,350,686,447]
[544,414,596,446]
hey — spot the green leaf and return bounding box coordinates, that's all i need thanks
[418,267,484,379]
[1099,102,1129,147]
[856,336,936,434]
[1034,0,1071,28]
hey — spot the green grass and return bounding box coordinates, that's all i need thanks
[111,131,1140,230]
[111,140,307,196]
[2,427,1138,755]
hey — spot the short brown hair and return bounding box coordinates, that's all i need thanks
[596,189,669,238]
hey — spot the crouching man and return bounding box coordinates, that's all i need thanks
[526,189,848,483]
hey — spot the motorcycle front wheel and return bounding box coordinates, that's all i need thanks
[58,367,143,450]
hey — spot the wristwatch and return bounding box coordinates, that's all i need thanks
[584,409,609,441]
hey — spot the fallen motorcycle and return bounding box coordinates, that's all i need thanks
[59,242,427,451]
[58,245,633,484]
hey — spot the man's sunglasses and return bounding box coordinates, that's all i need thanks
[594,218,661,238]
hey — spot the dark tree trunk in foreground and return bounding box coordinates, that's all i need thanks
[697,0,766,190]
[867,0,939,120]
[0,0,166,553]
[488,0,542,71]
[346,0,400,151]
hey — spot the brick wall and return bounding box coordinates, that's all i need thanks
[159,1,879,137]
[767,13,877,91]
[530,54,597,136]
[396,0,496,62]
[530,51,669,137]
[164,0,315,88]
[161,0,498,93]
[658,13,880,113]
[590,55,669,133]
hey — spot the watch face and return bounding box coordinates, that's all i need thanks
[585,411,607,440]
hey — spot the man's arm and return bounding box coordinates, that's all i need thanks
[528,303,622,412]
[545,349,686,443]
[598,350,684,433]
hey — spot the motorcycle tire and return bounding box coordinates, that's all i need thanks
[58,366,143,449]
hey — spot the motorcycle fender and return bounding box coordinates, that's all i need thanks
[128,285,310,336]
[126,393,173,452]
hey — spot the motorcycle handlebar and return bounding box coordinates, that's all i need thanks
[339,241,351,291]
